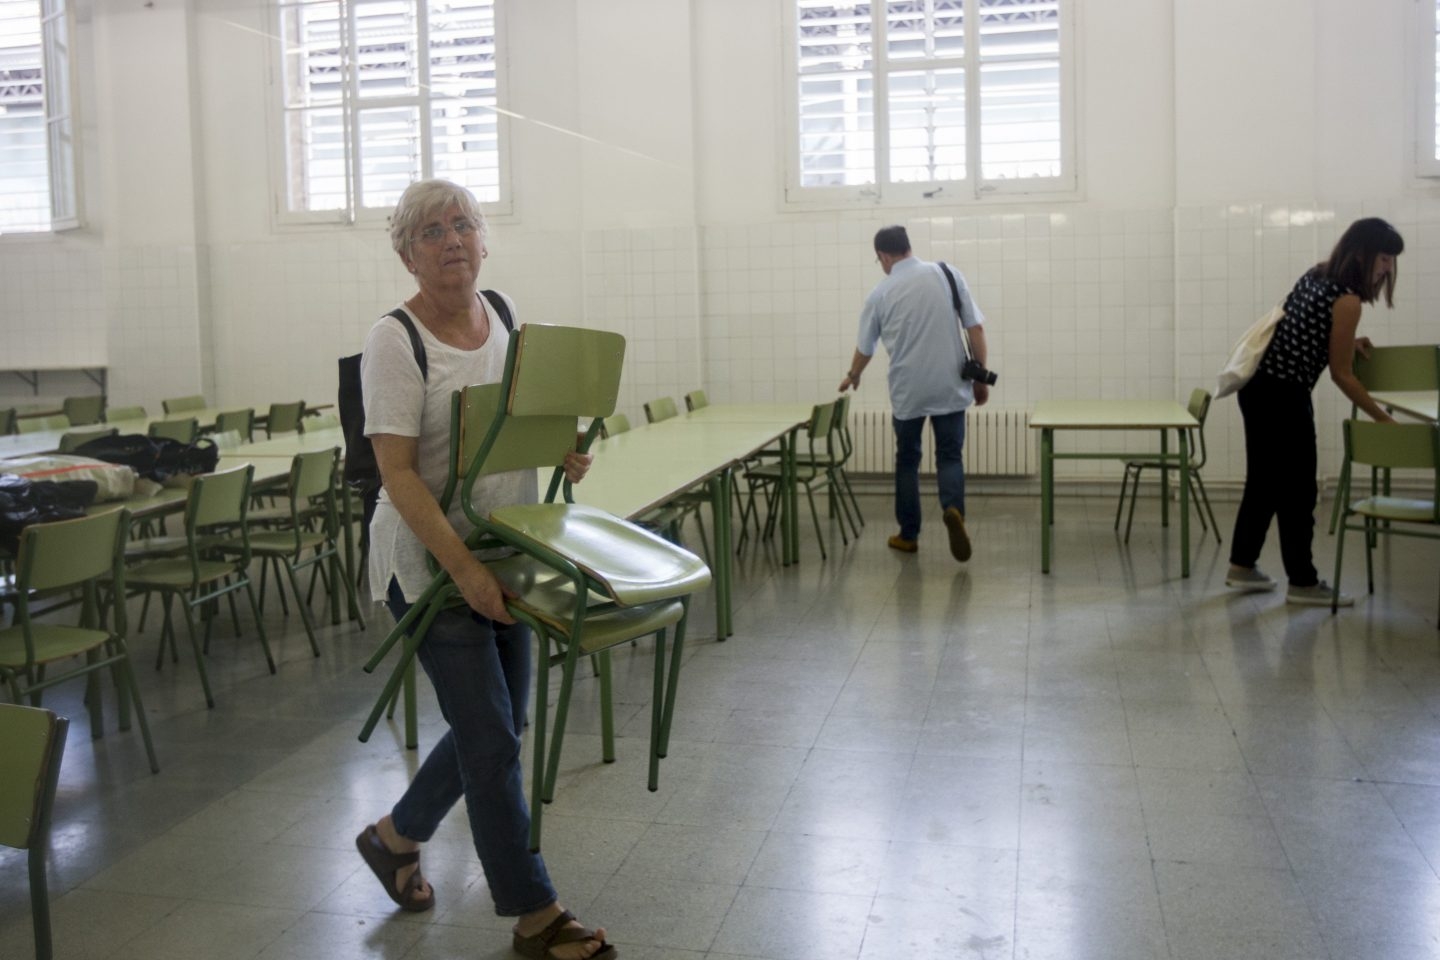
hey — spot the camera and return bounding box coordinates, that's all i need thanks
[961,357,998,386]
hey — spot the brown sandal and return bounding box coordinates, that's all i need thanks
[512,909,617,959]
[355,824,434,913]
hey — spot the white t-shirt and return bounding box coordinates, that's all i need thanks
[361,294,537,601]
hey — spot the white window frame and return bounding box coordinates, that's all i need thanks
[1415,0,1440,177]
[0,0,80,235]
[268,0,511,226]
[783,0,1076,208]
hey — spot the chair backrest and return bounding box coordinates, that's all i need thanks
[59,426,118,453]
[17,415,69,434]
[684,390,709,412]
[806,401,838,461]
[190,465,253,529]
[0,407,15,435]
[105,404,146,423]
[644,396,678,424]
[456,324,626,515]
[149,417,198,444]
[601,412,631,439]
[215,408,253,443]
[15,508,126,593]
[831,393,853,461]
[1354,345,1440,393]
[1343,420,1440,521]
[267,401,306,436]
[0,703,67,852]
[306,411,340,432]
[291,448,339,502]
[1185,387,1213,469]
[62,395,105,426]
[162,394,206,415]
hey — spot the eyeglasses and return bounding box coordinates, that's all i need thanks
[416,219,479,244]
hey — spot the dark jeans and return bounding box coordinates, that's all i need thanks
[893,410,967,541]
[385,579,556,917]
[1229,372,1320,586]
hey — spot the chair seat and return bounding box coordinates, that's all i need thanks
[125,557,239,587]
[488,554,684,647]
[242,530,331,555]
[488,503,711,607]
[1349,497,1439,523]
[0,624,110,669]
[747,461,826,482]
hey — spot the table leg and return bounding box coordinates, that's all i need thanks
[709,469,732,639]
[339,483,365,625]
[1179,429,1191,578]
[1041,428,1053,573]
[781,428,798,565]
[404,658,418,750]
[1160,429,1170,528]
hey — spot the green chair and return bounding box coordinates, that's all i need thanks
[1115,387,1220,544]
[1330,345,1440,533]
[831,393,864,529]
[1,407,16,435]
[125,465,275,708]
[644,396,679,424]
[599,412,630,439]
[149,417,198,444]
[744,400,850,560]
[58,426,118,453]
[684,390,709,412]
[215,408,254,444]
[1332,419,1440,623]
[162,394,205,415]
[360,323,711,851]
[104,404,146,423]
[266,401,306,437]
[0,703,68,960]
[17,415,69,434]
[0,509,158,774]
[231,448,352,654]
[61,395,105,426]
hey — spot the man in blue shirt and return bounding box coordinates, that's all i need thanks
[839,226,990,561]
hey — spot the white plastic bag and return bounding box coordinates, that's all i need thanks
[2,455,137,501]
[1216,304,1284,398]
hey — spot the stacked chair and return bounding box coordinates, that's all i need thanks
[360,324,711,851]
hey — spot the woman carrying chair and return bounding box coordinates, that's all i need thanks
[356,180,613,960]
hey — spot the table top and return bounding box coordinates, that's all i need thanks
[677,403,817,425]
[1030,400,1198,430]
[230,427,347,458]
[1372,391,1438,423]
[573,413,809,519]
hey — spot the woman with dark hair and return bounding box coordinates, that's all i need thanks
[1226,217,1403,605]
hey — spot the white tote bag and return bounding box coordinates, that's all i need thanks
[1215,305,1284,398]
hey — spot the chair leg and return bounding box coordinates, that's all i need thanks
[116,642,160,774]
[649,626,668,792]
[1332,511,1349,615]
[1115,465,1134,532]
[528,624,553,853]
[177,596,216,709]
[598,649,615,764]
[1123,465,1145,544]
[804,482,827,561]
[242,579,278,674]
[1192,472,1221,544]
[283,560,322,657]
[838,467,864,528]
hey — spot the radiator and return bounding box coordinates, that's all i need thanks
[849,408,1035,477]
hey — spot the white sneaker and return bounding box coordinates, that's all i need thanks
[1225,565,1276,592]
[1286,580,1353,607]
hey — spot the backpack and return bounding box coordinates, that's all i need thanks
[0,473,99,554]
[338,290,515,526]
[71,433,219,483]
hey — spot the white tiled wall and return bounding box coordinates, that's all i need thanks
[7,199,1439,491]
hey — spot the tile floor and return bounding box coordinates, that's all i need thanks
[3,490,1440,960]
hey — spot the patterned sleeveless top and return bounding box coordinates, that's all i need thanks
[1258,269,1354,388]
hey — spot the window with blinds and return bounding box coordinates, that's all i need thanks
[790,0,1072,204]
[0,0,77,234]
[1420,0,1440,177]
[275,0,504,220]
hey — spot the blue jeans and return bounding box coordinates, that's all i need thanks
[385,579,556,917]
[893,411,967,541]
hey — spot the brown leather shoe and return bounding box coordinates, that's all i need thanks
[887,534,918,553]
[943,507,971,562]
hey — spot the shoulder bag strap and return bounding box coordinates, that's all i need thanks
[479,289,515,333]
[937,262,974,362]
[386,307,428,382]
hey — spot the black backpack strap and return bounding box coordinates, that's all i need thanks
[386,307,428,382]
[480,289,515,332]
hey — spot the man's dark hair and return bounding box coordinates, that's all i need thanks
[874,225,911,256]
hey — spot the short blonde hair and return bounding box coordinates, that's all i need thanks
[388,179,488,257]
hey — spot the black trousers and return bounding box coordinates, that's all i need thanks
[1229,371,1319,586]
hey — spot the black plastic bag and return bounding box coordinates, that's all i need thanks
[72,434,218,482]
[0,473,99,554]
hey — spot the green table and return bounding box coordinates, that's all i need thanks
[1371,391,1439,423]
[1031,400,1199,577]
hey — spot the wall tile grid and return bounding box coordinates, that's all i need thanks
[0,236,107,407]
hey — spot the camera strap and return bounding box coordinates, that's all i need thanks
[937,261,976,362]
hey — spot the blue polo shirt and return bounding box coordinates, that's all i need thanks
[857,256,985,421]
